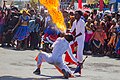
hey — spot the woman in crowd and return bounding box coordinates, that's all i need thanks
[84,17,94,53]
[0,10,5,44]
[90,21,107,55]
[12,10,30,50]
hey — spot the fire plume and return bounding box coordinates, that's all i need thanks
[40,0,66,32]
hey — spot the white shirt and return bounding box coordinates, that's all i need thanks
[51,37,78,63]
[39,15,43,21]
[30,15,36,20]
[71,18,85,36]
[45,16,51,28]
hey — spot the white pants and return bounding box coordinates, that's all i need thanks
[76,35,85,63]
[37,51,72,74]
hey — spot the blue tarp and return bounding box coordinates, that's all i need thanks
[116,0,120,2]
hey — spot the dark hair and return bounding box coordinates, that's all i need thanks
[118,32,120,35]
[75,10,83,16]
[65,34,74,42]
[104,15,111,21]
[30,9,35,12]
[0,6,2,10]
[11,7,19,12]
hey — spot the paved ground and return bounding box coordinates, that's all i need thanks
[0,47,120,80]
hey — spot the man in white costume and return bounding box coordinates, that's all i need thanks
[33,34,79,79]
[71,10,85,63]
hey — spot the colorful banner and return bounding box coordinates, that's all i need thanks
[100,0,104,11]
[78,0,82,9]
[30,0,38,10]
[86,0,95,4]
[30,0,39,3]
[103,0,109,4]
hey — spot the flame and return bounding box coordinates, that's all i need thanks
[40,0,66,32]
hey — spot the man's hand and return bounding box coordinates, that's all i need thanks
[73,36,76,41]
[77,62,80,66]
[77,62,82,66]
[5,29,12,35]
[11,29,15,33]
[73,33,82,41]
[77,62,83,69]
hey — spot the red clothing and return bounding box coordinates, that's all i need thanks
[65,41,78,65]
[78,0,82,9]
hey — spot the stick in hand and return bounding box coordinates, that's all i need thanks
[74,56,88,74]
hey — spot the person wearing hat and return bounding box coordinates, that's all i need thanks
[84,17,94,54]
[33,34,79,79]
[11,10,30,50]
[108,18,117,33]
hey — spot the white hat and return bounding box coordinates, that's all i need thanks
[44,10,48,13]
[104,10,111,14]
[112,18,117,23]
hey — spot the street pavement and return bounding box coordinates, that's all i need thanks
[0,47,120,80]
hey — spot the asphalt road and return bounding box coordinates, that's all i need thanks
[0,47,120,80]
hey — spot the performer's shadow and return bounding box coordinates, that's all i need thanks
[0,76,66,80]
[40,74,64,79]
[40,74,81,79]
